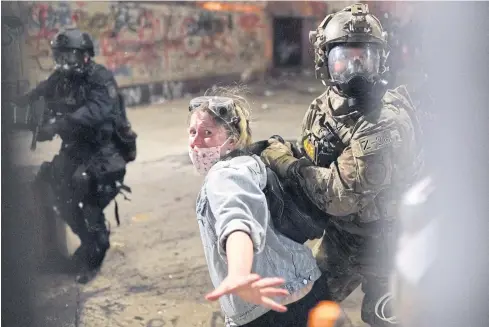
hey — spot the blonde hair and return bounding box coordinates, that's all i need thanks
[190,84,253,148]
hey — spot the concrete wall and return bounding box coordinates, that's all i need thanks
[2,2,31,103]
[22,1,271,106]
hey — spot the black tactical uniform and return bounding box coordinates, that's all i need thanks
[16,28,135,280]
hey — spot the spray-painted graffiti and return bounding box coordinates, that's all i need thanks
[25,1,269,96]
[120,80,184,107]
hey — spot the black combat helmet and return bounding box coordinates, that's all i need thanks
[50,28,95,74]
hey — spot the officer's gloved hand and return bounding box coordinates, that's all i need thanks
[38,119,69,142]
[37,123,57,142]
[260,138,298,179]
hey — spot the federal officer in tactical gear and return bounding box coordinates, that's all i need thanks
[14,28,136,282]
[260,4,422,326]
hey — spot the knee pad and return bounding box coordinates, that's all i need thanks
[95,228,110,251]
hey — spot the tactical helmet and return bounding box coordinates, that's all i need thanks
[50,28,95,73]
[309,3,389,100]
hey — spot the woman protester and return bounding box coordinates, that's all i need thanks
[187,87,329,327]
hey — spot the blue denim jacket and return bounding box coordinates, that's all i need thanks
[196,155,321,326]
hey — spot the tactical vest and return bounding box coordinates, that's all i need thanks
[300,86,424,230]
[301,85,424,182]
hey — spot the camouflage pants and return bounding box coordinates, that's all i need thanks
[312,220,396,327]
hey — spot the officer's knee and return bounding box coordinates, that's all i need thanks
[96,228,110,251]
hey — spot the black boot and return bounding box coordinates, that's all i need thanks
[73,234,109,284]
[86,228,111,270]
[72,225,110,284]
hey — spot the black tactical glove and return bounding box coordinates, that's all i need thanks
[37,119,69,142]
[37,123,57,142]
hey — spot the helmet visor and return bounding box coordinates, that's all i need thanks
[53,48,84,71]
[328,44,381,83]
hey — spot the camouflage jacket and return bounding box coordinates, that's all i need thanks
[295,86,423,236]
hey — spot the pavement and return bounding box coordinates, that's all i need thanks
[10,71,370,327]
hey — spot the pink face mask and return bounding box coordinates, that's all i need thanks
[188,139,231,175]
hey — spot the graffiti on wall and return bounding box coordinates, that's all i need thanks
[25,1,269,91]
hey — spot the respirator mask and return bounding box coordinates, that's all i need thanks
[328,44,388,107]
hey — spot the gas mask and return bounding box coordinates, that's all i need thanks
[187,96,241,176]
[328,44,388,107]
[53,48,87,74]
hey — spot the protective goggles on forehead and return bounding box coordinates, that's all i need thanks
[188,96,241,125]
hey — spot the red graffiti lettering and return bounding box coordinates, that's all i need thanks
[28,3,59,50]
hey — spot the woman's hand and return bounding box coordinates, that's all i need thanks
[205,273,290,312]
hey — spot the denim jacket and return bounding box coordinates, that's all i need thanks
[196,155,321,326]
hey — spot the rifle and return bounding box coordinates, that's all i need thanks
[28,97,48,151]
[323,121,346,152]
[314,121,346,167]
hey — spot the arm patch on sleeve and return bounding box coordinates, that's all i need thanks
[352,129,401,157]
[107,83,118,99]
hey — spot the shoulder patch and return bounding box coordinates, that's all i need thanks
[107,83,118,99]
[352,129,402,157]
[364,162,387,185]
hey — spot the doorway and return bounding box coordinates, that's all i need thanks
[273,17,303,67]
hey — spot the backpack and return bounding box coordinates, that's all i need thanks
[224,142,328,244]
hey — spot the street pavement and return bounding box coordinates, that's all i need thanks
[11,72,368,327]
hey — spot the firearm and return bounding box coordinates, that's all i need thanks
[314,121,346,167]
[28,97,48,151]
[323,122,345,152]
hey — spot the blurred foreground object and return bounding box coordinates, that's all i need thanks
[392,176,436,326]
[390,2,489,327]
[308,301,352,327]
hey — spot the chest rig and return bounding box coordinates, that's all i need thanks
[301,96,360,167]
[45,73,88,115]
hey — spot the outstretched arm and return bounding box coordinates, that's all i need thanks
[204,158,289,311]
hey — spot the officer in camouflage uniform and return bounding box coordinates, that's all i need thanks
[260,4,422,326]
[14,28,135,282]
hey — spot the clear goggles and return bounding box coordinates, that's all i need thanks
[189,96,240,125]
[328,44,381,83]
